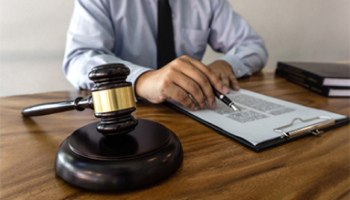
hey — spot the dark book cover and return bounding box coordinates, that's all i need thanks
[277,62,350,87]
[276,67,350,97]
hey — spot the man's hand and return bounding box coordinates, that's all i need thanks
[135,55,229,111]
[207,60,240,91]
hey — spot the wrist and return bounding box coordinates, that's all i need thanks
[134,70,155,99]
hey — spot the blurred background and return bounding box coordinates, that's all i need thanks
[0,0,349,97]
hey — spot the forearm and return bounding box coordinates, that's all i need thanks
[63,0,153,95]
[218,44,268,78]
[63,50,152,96]
[209,0,268,78]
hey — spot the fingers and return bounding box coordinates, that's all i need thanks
[229,74,240,91]
[173,57,218,108]
[173,73,207,109]
[158,64,206,110]
[220,74,230,92]
[152,70,198,110]
[219,74,240,93]
[183,56,228,95]
[167,85,198,111]
[207,60,241,92]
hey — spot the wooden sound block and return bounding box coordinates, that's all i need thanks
[55,119,183,191]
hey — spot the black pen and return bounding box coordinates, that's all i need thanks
[212,87,241,111]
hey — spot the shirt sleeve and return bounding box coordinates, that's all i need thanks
[63,0,152,94]
[208,0,268,78]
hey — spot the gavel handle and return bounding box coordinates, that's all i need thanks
[21,96,94,117]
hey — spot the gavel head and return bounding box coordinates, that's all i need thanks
[88,63,138,137]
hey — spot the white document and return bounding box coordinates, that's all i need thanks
[167,89,346,146]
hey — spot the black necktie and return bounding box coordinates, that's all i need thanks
[157,0,176,69]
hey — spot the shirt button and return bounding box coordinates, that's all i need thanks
[237,69,241,74]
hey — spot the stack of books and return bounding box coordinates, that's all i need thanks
[276,62,350,97]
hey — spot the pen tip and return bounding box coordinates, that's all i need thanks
[231,105,241,112]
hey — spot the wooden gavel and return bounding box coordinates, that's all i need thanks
[21,63,138,136]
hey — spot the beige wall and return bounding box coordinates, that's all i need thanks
[0,0,75,97]
[1,0,349,97]
[203,0,350,67]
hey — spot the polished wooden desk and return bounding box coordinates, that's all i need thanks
[1,70,349,199]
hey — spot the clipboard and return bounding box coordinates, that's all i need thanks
[164,89,350,152]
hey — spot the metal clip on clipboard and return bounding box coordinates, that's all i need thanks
[274,116,335,139]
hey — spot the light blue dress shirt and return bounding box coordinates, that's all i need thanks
[63,0,268,91]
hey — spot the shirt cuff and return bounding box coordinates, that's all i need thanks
[217,54,251,78]
[125,63,153,103]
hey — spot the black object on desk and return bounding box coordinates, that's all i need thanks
[22,64,183,191]
[276,62,350,97]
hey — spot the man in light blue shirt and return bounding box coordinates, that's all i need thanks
[63,0,268,111]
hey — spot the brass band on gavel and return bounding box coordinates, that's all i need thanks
[91,86,136,114]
